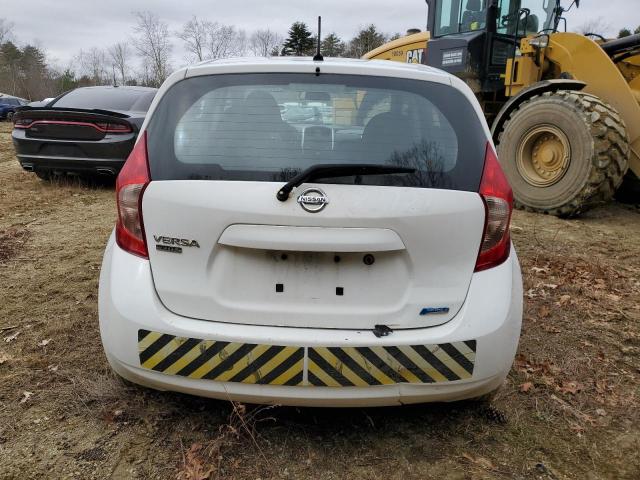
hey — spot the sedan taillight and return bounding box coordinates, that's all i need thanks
[475,142,513,272]
[116,131,150,258]
[13,118,32,128]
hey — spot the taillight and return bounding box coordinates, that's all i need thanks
[115,131,150,258]
[95,122,133,133]
[13,119,132,133]
[13,118,32,128]
[475,142,513,272]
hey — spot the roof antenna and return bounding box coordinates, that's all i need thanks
[313,16,324,61]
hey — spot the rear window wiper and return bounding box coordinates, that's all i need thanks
[276,164,416,201]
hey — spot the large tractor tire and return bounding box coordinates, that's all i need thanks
[496,91,629,217]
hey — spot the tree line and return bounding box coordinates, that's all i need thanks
[0,14,398,101]
[618,26,640,38]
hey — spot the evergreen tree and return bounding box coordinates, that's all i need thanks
[618,28,632,38]
[19,45,49,99]
[59,69,76,92]
[321,33,345,57]
[281,22,314,56]
[635,26,640,35]
[346,25,387,58]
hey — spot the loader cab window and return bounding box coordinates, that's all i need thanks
[495,0,557,37]
[435,0,488,37]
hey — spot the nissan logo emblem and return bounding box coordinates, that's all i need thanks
[297,188,329,213]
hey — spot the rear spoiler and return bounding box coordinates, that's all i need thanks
[14,106,130,119]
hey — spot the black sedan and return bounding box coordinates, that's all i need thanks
[12,86,157,180]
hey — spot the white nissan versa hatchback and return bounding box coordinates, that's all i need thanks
[99,57,523,407]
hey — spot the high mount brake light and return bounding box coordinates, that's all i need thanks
[115,131,150,258]
[475,142,513,272]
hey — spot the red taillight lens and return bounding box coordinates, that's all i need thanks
[105,122,133,133]
[95,121,133,133]
[115,131,150,258]
[13,119,132,133]
[475,142,513,272]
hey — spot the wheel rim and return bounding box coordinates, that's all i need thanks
[516,125,571,187]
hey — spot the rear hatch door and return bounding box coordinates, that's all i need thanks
[141,70,489,330]
[143,181,484,329]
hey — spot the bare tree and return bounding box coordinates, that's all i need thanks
[574,17,612,36]
[0,18,14,45]
[206,23,246,59]
[132,11,172,87]
[76,47,108,85]
[137,57,154,87]
[108,42,130,85]
[177,16,208,62]
[249,29,283,57]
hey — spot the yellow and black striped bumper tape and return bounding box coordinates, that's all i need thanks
[138,330,476,387]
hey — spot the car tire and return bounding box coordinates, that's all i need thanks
[6,111,14,122]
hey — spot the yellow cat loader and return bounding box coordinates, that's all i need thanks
[365,0,640,216]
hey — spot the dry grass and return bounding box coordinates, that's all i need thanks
[0,120,639,479]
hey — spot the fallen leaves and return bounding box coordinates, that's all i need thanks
[530,266,549,274]
[539,305,551,318]
[520,382,534,393]
[461,452,496,471]
[3,331,20,343]
[0,352,12,364]
[515,355,586,396]
[557,381,583,395]
[19,391,33,404]
[177,443,215,480]
[37,338,52,347]
[102,408,125,424]
[514,354,560,377]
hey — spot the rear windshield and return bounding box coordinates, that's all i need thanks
[52,88,156,112]
[146,73,487,191]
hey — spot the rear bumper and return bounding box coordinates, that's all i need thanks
[99,232,523,407]
[15,154,125,176]
[12,129,134,175]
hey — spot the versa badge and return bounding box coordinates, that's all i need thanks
[154,235,200,254]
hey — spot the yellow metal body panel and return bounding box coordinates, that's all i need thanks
[505,55,541,96]
[619,54,640,93]
[543,32,640,175]
[363,31,429,64]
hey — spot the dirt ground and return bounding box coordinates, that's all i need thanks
[0,120,639,480]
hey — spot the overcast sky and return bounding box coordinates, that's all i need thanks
[1,0,635,70]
